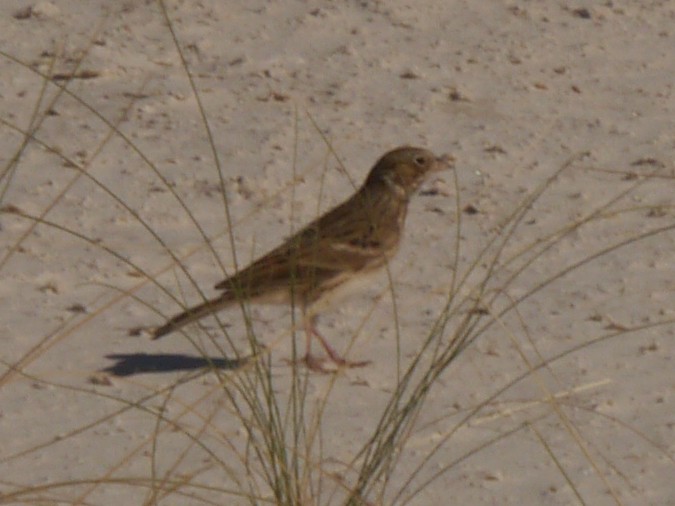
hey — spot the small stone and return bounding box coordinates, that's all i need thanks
[400,70,420,79]
[572,7,592,19]
[13,7,33,19]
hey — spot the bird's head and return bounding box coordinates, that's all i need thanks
[365,146,454,198]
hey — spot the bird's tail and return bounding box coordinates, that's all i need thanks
[152,293,236,339]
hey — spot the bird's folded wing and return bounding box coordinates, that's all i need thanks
[213,238,385,293]
[214,190,392,294]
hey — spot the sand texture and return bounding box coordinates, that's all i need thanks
[1,1,674,505]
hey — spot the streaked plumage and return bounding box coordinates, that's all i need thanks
[153,146,453,371]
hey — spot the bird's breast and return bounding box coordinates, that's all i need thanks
[307,261,388,315]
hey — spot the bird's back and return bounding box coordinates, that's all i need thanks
[214,181,408,304]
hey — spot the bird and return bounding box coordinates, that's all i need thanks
[152,146,454,372]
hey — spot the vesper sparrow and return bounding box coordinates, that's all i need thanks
[153,146,453,371]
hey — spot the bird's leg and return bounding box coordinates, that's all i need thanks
[303,314,371,372]
[302,315,329,372]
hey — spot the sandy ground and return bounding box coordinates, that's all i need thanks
[1,1,674,505]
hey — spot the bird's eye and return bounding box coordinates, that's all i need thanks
[414,155,427,166]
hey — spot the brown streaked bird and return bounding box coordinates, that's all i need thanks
[153,146,453,372]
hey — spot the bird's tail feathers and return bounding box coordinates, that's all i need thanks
[152,293,235,339]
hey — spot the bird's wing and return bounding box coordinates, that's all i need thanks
[214,191,393,296]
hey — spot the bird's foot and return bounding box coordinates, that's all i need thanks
[326,355,372,369]
[321,345,372,370]
[303,354,332,373]
[289,353,371,373]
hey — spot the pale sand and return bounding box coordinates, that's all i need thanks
[1,1,673,504]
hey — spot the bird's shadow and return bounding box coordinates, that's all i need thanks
[102,353,245,377]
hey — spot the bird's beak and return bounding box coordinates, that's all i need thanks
[435,153,455,171]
